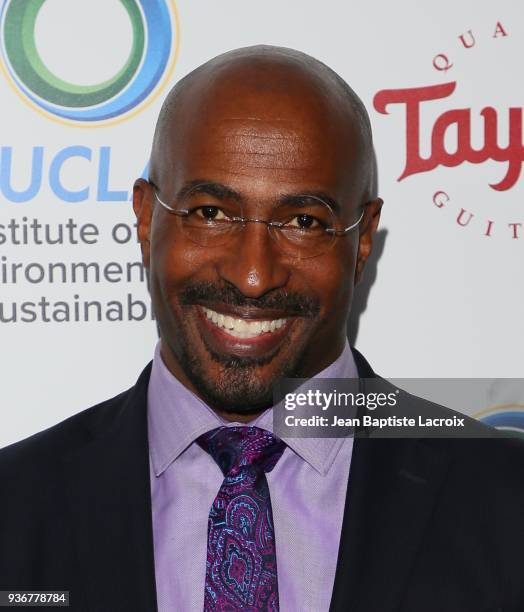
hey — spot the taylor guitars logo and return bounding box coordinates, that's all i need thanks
[373,21,523,240]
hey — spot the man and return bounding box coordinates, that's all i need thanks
[0,46,523,612]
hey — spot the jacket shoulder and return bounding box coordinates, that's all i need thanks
[388,378,524,490]
[354,354,524,485]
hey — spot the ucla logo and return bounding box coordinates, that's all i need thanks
[0,0,179,126]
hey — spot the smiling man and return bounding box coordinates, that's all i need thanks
[1,46,524,612]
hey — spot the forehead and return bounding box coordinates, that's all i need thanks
[157,66,368,208]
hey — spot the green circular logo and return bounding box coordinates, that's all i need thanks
[0,0,178,124]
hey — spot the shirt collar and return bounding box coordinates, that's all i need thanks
[147,339,357,477]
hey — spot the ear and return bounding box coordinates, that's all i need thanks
[133,178,154,269]
[354,198,383,284]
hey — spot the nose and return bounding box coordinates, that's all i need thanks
[216,220,290,298]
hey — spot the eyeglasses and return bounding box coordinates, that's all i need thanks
[152,184,364,259]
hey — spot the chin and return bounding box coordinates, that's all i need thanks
[180,338,291,413]
[192,361,276,413]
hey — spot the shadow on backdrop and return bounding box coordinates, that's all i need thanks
[347,148,388,346]
[347,227,388,346]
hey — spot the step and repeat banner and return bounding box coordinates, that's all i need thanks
[1,0,523,446]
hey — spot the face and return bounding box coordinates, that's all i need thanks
[134,66,382,420]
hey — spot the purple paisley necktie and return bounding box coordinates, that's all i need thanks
[197,426,286,611]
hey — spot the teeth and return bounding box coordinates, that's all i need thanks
[202,307,288,338]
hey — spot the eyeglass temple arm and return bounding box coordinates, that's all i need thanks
[154,191,190,217]
[326,208,365,235]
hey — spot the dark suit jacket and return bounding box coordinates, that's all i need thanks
[1,351,523,612]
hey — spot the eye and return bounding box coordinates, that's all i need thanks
[192,206,229,221]
[287,214,323,230]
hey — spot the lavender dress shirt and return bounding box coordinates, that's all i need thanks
[147,341,358,612]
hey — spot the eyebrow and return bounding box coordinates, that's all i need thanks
[278,192,342,216]
[159,179,343,216]
[176,180,242,202]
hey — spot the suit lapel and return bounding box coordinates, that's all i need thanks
[62,364,157,612]
[329,351,452,612]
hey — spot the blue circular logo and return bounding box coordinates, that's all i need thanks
[479,407,524,439]
[0,0,179,125]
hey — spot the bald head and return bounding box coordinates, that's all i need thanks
[150,45,375,202]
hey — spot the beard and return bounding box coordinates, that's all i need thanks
[177,332,310,414]
[167,280,320,415]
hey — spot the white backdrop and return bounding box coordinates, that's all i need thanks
[1,0,522,447]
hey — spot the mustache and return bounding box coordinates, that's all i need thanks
[179,281,320,318]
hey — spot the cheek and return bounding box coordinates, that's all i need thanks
[150,221,211,291]
[302,243,357,314]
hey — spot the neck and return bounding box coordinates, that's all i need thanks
[215,409,263,424]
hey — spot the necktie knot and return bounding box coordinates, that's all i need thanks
[197,426,286,477]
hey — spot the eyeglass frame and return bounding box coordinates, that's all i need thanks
[150,184,365,237]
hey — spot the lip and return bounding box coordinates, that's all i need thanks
[194,305,297,358]
[195,301,295,321]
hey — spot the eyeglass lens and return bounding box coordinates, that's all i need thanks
[165,189,346,258]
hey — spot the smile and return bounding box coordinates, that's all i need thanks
[202,306,288,339]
